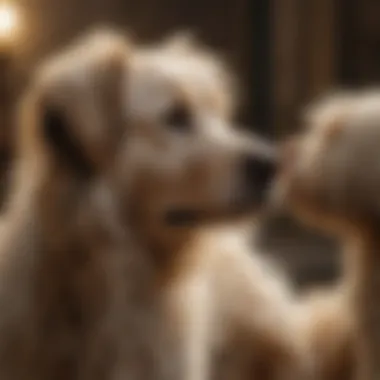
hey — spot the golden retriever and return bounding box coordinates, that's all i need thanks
[0,29,309,380]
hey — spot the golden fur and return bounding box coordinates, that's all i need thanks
[0,29,310,380]
[274,91,380,379]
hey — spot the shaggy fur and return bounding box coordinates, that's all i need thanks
[0,29,310,380]
[274,91,380,380]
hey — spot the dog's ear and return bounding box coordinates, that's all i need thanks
[41,103,94,179]
[33,29,132,176]
[162,30,198,54]
[70,29,132,150]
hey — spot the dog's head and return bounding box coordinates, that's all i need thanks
[273,91,380,236]
[115,32,277,249]
[20,30,277,247]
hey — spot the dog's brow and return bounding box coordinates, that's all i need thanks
[127,73,176,120]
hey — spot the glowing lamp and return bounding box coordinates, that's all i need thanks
[0,2,19,50]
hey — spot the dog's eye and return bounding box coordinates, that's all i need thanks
[164,104,192,132]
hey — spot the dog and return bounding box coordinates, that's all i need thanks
[273,91,380,379]
[0,29,309,379]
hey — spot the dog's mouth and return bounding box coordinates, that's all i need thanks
[163,152,277,228]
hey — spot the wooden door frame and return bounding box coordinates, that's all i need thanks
[271,0,338,137]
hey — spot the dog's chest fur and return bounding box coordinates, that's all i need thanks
[0,205,179,380]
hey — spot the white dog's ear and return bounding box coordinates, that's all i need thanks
[162,30,198,53]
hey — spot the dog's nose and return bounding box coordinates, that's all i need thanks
[242,153,277,197]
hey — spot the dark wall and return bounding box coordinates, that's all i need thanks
[11,0,380,137]
[339,0,380,86]
[14,0,255,124]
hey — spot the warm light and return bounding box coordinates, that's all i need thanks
[0,2,19,46]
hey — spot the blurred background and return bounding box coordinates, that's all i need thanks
[0,0,379,288]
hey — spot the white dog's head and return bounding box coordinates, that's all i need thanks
[274,91,380,235]
[20,30,277,249]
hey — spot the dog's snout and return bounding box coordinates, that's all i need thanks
[242,153,277,194]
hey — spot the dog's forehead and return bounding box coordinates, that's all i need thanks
[128,50,226,119]
[127,57,177,120]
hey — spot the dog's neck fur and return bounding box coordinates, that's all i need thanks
[122,185,195,285]
[0,160,163,380]
[343,227,380,380]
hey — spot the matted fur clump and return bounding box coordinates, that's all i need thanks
[275,90,380,380]
[0,28,310,380]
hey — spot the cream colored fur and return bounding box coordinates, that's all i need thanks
[275,90,380,380]
[0,29,310,380]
